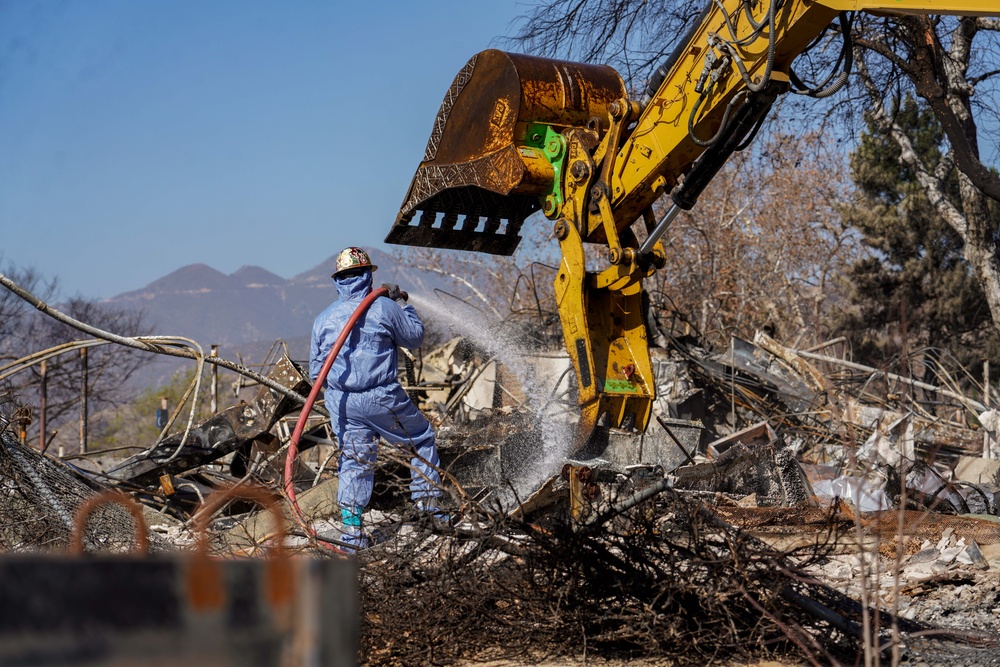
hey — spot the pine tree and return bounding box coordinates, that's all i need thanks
[837,96,999,386]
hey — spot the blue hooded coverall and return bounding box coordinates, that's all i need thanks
[309,270,442,531]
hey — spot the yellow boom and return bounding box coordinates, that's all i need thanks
[386,0,999,445]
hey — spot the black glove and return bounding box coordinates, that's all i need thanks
[381,283,406,303]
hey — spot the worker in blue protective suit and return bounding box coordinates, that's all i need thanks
[310,247,443,551]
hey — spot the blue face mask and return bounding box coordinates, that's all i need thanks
[334,269,373,300]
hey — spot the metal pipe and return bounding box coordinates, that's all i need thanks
[802,336,846,353]
[80,348,88,455]
[638,203,681,256]
[985,359,991,408]
[656,415,697,466]
[794,349,988,413]
[210,344,219,414]
[0,339,110,382]
[583,474,674,529]
[0,272,313,409]
[38,360,47,452]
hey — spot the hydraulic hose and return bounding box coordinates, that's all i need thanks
[641,1,713,108]
[283,286,388,553]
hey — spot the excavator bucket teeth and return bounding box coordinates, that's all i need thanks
[386,49,625,256]
[385,188,536,256]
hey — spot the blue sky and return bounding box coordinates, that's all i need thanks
[0,1,529,299]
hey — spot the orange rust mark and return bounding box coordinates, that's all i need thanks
[70,491,149,555]
[190,484,297,611]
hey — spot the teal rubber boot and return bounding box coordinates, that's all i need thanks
[340,507,370,552]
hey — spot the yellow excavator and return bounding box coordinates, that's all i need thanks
[385,0,996,444]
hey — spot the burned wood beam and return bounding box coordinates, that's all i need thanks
[108,355,311,487]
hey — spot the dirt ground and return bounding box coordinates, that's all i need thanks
[462,659,802,666]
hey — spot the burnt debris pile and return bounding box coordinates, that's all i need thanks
[0,395,155,553]
[3,282,1000,665]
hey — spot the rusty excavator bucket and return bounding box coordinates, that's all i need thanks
[385,49,625,256]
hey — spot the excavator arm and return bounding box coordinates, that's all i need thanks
[386,0,998,444]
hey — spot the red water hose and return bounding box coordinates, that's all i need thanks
[284,286,387,553]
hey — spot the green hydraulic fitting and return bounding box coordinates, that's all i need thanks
[525,123,566,219]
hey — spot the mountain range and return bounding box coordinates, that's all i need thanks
[104,248,456,387]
